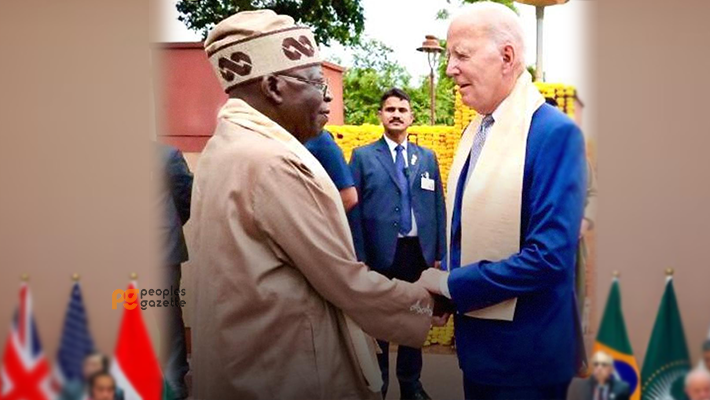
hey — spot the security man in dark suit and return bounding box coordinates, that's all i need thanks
[348,88,446,400]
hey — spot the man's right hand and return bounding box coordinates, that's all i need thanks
[432,313,450,327]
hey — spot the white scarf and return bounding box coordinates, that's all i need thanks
[446,71,544,320]
[218,98,383,392]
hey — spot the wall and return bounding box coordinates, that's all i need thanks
[154,43,345,153]
[596,0,710,367]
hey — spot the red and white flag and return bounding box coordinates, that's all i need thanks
[0,283,55,400]
[110,281,163,400]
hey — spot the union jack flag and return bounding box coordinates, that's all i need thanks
[0,283,54,400]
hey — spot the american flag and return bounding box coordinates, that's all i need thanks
[0,283,54,400]
[54,282,95,389]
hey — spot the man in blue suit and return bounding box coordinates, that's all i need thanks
[417,3,586,400]
[348,88,446,400]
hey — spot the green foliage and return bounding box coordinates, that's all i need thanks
[175,0,365,46]
[462,0,517,11]
[343,39,455,126]
[437,0,517,20]
[527,65,537,81]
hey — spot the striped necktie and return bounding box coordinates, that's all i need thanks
[449,115,495,270]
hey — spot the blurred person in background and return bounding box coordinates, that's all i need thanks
[702,339,710,371]
[88,372,117,400]
[567,351,630,400]
[60,353,124,400]
[686,368,710,400]
[305,128,358,211]
[157,142,193,400]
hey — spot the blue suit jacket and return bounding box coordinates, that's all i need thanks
[448,104,587,387]
[348,137,446,272]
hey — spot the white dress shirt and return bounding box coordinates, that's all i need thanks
[383,134,418,237]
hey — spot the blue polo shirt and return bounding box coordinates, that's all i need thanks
[305,130,354,190]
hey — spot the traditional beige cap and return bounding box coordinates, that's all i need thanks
[204,10,321,93]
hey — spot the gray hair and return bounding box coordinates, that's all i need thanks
[454,1,527,70]
[685,368,710,388]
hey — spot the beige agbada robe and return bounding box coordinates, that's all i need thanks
[189,99,434,400]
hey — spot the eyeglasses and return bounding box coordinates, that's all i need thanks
[593,362,612,367]
[278,74,330,98]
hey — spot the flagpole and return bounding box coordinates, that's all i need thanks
[72,273,80,282]
[666,267,674,283]
[20,273,29,282]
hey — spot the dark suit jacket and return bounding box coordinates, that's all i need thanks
[158,143,193,266]
[449,104,587,386]
[348,137,446,272]
[567,377,631,400]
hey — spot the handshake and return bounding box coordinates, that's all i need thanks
[414,266,455,327]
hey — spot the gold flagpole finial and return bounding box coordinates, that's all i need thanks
[612,270,620,278]
[130,272,138,280]
[665,268,674,276]
[72,273,80,281]
[20,274,29,282]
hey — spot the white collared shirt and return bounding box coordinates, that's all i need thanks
[383,135,418,237]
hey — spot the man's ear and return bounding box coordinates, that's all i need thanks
[260,75,284,104]
[501,44,516,74]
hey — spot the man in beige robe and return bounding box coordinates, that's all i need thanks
[189,10,440,400]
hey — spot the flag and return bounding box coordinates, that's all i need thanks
[110,282,163,400]
[641,276,691,400]
[593,277,640,400]
[0,283,55,400]
[54,281,95,388]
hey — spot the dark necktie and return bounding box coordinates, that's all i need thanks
[395,144,412,235]
[449,115,494,270]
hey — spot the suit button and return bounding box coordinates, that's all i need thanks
[395,207,400,212]
[393,222,398,227]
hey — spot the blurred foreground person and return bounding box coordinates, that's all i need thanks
[189,10,442,400]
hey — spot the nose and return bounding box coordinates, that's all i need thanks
[446,57,458,77]
[323,85,333,103]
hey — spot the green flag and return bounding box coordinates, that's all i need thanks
[641,277,691,400]
[163,377,177,400]
[594,277,640,400]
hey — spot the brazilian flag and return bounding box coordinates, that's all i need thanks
[594,276,640,400]
[641,276,691,400]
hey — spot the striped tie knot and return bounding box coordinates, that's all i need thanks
[481,115,494,129]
